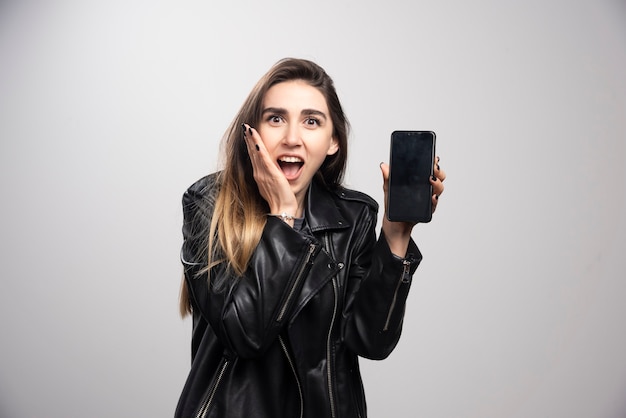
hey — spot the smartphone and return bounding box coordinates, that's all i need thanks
[387,130,436,223]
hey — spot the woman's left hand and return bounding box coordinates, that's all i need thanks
[379,157,446,256]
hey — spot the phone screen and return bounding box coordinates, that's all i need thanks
[387,131,436,223]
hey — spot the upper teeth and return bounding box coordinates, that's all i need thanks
[279,156,302,163]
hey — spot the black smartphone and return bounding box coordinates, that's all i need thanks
[387,130,436,223]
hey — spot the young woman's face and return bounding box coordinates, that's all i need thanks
[257,80,339,202]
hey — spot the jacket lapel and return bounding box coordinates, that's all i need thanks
[305,180,351,233]
[288,180,350,323]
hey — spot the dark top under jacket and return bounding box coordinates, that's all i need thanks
[175,173,421,418]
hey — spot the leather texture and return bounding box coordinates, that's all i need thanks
[175,172,422,418]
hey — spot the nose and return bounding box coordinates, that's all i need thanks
[283,124,302,147]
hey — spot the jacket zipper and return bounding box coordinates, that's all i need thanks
[279,335,304,418]
[327,276,339,418]
[276,243,317,322]
[323,233,341,418]
[383,258,411,331]
[195,358,229,418]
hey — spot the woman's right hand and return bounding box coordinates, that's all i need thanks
[243,124,299,224]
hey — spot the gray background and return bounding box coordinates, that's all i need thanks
[1,1,625,417]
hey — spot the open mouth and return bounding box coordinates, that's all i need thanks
[278,156,304,179]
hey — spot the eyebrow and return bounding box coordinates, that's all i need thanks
[262,107,328,121]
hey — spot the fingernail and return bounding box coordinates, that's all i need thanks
[255,144,260,151]
[435,194,439,200]
[431,175,437,181]
[436,164,440,171]
[437,156,440,163]
[241,123,246,134]
[248,127,253,135]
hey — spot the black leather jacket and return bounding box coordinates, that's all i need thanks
[175,173,421,418]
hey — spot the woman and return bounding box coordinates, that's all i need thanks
[176,58,445,418]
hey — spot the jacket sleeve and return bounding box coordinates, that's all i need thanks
[342,205,422,360]
[181,180,333,359]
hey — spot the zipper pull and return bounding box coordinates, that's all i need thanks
[401,259,411,283]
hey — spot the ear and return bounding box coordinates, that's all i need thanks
[327,137,339,156]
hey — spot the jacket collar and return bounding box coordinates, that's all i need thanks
[304,179,350,233]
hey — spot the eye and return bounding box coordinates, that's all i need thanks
[304,117,320,126]
[267,115,284,125]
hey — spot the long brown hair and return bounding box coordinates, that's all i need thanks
[180,58,350,316]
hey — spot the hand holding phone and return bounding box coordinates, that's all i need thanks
[387,130,436,223]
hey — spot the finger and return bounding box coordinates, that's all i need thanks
[242,124,268,184]
[247,126,276,169]
[379,162,389,192]
[245,125,290,187]
[242,123,254,156]
[430,174,444,197]
[431,158,442,214]
[379,162,389,180]
[242,123,259,154]
[434,156,446,182]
